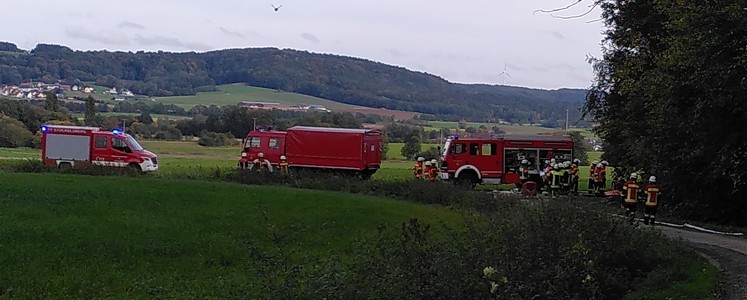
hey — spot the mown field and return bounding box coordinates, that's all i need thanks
[0,172,465,298]
[153,84,365,110]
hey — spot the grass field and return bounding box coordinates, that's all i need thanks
[72,112,191,122]
[0,172,464,297]
[423,121,597,138]
[153,84,365,110]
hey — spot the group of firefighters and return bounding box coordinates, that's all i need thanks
[412,157,440,181]
[246,152,289,174]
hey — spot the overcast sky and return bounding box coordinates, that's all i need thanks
[1,0,605,90]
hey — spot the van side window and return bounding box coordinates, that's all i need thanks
[451,143,466,154]
[269,138,280,149]
[112,138,129,152]
[469,143,479,155]
[95,136,107,149]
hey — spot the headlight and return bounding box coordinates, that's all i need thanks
[142,157,151,161]
[241,153,247,157]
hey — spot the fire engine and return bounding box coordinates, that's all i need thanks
[439,134,574,188]
[41,125,158,172]
[238,126,382,178]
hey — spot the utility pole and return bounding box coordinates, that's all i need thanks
[565,109,569,132]
[122,119,127,133]
[253,118,257,131]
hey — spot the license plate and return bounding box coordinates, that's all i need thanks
[440,172,449,180]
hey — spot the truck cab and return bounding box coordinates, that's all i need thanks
[238,128,287,169]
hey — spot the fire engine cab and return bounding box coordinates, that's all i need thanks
[41,125,159,172]
[439,134,574,188]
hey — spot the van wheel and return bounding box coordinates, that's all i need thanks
[58,162,72,171]
[456,172,478,189]
[127,163,142,173]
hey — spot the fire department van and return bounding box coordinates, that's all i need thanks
[41,125,158,172]
[439,134,574,188]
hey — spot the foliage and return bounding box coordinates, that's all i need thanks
[0,43,589,123]
[83,95,99,126]
[570,131,589,164]
[44,91,59,112]
[197,131,239,147]
[585,1,747,224]
[0,114,33,147]
[400,131,421,160]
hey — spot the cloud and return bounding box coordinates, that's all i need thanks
[132,35,212,51]
[541,30,566,40]
[301,33,319,44]
[219,27,243,38]
[506,63,528,72]
[118,21,146,30]
[387,49,406,58]
[65,29,130,45]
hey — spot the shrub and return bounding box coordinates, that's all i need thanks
[197,131,239,147]
[0,115,33,148]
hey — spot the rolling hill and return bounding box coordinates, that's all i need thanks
[0,42,589,125]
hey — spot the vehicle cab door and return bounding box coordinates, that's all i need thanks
[111,135,134,166]
[91,134,111,165]
[472,142,501,178]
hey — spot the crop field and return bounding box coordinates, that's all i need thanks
[72,112,191,122]
[0,172,464,297]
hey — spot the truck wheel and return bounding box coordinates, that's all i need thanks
[58,162,72,172]
[456,172,478,189]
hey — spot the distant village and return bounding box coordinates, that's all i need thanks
[0,81,134,101]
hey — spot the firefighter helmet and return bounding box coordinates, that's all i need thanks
[417,157,425,162]
[424,161,431,166]
[551,158,556,163]
[431,159,437,165]
[521,159,529,165]
[630,173,637,179]
[601,160,609,166]
[258,152,264,158]
[592,160,599,165]
[280,155,286,160]
[573,159,581,165]
[597,163,604,168]
[649,176,657,183]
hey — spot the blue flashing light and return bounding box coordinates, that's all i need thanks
[112,128,121,134]
[41,126,48,132]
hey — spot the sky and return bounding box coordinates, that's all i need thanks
[0,0,606,90]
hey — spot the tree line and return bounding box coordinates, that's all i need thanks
[585,1,747,225]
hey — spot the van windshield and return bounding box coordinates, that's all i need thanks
[126,134,145,151]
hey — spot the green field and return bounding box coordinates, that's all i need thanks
[423,121,596,137]
[153,84,366,110]
[72,112,191,122]
[0,172,464,297]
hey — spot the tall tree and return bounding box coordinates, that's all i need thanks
[585,1,747,224]
[44,91,59,112]
[401,130,422,160]
[84,95,98,126]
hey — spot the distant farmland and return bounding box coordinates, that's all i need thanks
[153,84,419,120]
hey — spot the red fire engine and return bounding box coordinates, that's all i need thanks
[41,125,158,172]
[238,126,382,178]
[439,134,574,188]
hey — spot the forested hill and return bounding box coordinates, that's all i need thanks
[0,42,588,124]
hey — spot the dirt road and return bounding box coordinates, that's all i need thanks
[658,226,747,300]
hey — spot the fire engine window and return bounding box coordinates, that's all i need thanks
[481,143,497,156]
[269,138,280,149]
[95,136,107,149]
[451,143,466,154]
[469,143,479,156]
[247,137,260,148]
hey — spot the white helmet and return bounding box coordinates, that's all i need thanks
[280,155,286,160]
[601,160,609,166]
[649,176,657,183]
[431,159,437,165]
[592,160,599,165]
[424,161,432,166]
[552,163,558,169]
[258,152,264,158]
[417,157,425,162]
[551,158,556,163]
[521,159,529,164]
[597,163,604,168]
[573,159,581,164]
[630,173,637,179]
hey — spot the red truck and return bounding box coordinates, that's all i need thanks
[439,134,574,188]
[238,126,383,178]
[41,125,159,172]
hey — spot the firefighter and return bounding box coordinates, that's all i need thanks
[279,155,289,175]
[413,157,425,179]
[550,163,563,198]
[622,173,640,224]
[560,162,571,194]
[423,161,433,180]
[251,152,273,173]
[571,159,580,194]
[588,160,598,194]
[428,160,439,181]
[593,162,606,195]
[519,159,530,186]
[643,176,660,226]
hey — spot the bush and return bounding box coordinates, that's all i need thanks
[0,115,33,147]
[197,131,238,147]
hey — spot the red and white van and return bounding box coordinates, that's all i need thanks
[41,125,158,172]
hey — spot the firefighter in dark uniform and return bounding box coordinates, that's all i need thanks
[622,173,640,224]
[643,176,660,226]
[560,161,571,194]
[279,155,289,175]
[570,159,580,194]
[519,159,530,186]
[550,163,562,198]
[251,152,273,173]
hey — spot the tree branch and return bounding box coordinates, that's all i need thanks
[533,0,584,15]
